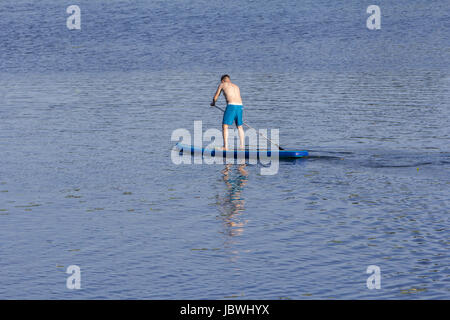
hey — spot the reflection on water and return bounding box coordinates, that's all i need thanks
[218,164,249,245]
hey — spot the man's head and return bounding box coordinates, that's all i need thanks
[221,74,230,82]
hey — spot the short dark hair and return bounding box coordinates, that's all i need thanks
[221,74,230,81]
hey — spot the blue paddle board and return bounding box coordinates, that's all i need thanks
[175,143,308,158]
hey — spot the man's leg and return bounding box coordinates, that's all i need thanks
[237,125,245,149]
[222,124,229,150]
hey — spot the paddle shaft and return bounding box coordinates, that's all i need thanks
[213,105,284,151]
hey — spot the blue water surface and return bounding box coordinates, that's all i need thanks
[0,0,449,299]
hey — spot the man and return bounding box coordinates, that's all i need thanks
[210,75,245,150]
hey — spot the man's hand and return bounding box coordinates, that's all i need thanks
[210,100,216,107]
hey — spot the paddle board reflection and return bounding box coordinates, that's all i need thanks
[218,164,249,241]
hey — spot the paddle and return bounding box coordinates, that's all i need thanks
[212,105,285,151]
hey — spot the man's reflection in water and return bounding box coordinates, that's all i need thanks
[219,164,249,244]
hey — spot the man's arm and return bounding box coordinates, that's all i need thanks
[210,83,223,106]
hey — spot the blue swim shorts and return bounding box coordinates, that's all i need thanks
[222,104,243,126]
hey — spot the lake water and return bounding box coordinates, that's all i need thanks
[0,0,449,299]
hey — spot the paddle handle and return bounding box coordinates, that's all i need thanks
[212,105,284,150]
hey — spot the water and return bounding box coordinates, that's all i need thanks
[0,0,449,299]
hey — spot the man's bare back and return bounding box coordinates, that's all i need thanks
[218,81,243,105]
[211,76,243,106]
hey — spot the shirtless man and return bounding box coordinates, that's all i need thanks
[210,74,245,150]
